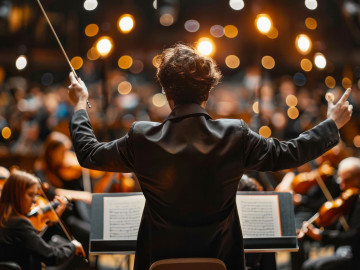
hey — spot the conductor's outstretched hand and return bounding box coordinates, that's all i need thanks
[327,88,353,129]
[68,72,89,111]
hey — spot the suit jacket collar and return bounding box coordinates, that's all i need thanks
[165,103,212,121]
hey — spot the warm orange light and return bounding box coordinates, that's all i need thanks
[70,56,83,70]
[225,55,240,69]
[85,24,99,37]
[295,34,312,55]
[1,127,11,139]
[196,37,215,56]
[224,25,238,38]
[261,56,275,69]
[286,95,298,107]
[288,106,299,119]
[300,58,312,72]
[95,36,113,57]
[259,126,271,138]
[118,81,132,95]
[325,76,336,89]
[118,55,133,69]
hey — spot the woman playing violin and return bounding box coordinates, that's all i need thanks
[300,157,360,270]
[0,170,85,270]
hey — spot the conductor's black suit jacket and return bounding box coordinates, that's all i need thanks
[70,103,339,270]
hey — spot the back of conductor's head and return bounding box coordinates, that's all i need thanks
[156,43,222,105]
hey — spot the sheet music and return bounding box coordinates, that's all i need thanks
[103,195,145,240]
[236,195,281,238]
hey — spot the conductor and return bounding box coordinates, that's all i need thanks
[68,43,352,270]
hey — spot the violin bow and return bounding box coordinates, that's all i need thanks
[35,178,89,263]
[35,0,91,108]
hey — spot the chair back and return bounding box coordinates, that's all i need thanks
[149,258,226,270]
[0,262,21,270]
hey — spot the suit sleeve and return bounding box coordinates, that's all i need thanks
[14,218,75,266]
[69,109,134,172]
[242,119,339,171]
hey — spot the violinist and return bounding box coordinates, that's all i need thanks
[0,170,85,270]
[34,131,92,255]
[300,157,360,270]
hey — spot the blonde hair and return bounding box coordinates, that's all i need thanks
[0,170,38,227]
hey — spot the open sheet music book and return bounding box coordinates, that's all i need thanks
[236,195,281,238]
[102,194,281,240]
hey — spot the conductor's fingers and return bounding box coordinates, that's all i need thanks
[69,72,81,86]
[338,88,352,104]
[325,92,335,107]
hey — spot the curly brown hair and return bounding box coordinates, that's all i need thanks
[156,43,222,105]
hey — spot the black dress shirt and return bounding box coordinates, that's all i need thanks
[70,103,339,270]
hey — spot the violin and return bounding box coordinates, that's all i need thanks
[297,188,359,240]
[315,187,359,228]
[291,162,335,194]
[27,195,71,232]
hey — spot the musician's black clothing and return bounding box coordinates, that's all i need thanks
[0,217,75,270]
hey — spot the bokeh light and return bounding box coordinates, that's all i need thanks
[96,36,113,56]
[252,101,259,114]
[118,55,133,69]
[184,19,200,32]
[255,14,272,34]
[118,14,135,33]
[130,60,144,74]
[85,24,99,37]
[266,27,278,39]
[225,55,240,69]
[118,81,132,95]
[1,127,11,139]
[314,53,326,69]
[210,25,224,38]
[160,14,174,26]
[224,25,238,38]
[70,56,83,70]
[196,37,215,56]
[261,56,275,69]
[152,93,167,107]
[152,54,161,68]
[286,95,298,107]
[325,76,336,88]
[305,0,318,10]
[288,106,299,119]
[84,0,98,11]
[342,77,352,89]
[259,126,271,138]
[305,17,317,30]
[353,135,360,148]
[229,0,245,10]
[295,34,312,55]
[300,58,313,72]
[87,47,100,60]
[15,55,27,70]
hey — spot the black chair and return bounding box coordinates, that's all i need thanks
[149,258,227,270]
[0,262,21,270]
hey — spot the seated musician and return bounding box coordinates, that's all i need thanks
[0,170,85,270]
[34,131,92,255]
[300,157,360,270]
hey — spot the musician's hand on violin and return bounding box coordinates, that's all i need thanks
[53,196,67,217]
[327,88,353,129]
[68,72,89,111]
[298,222,323,241]
[71,239,86,258]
